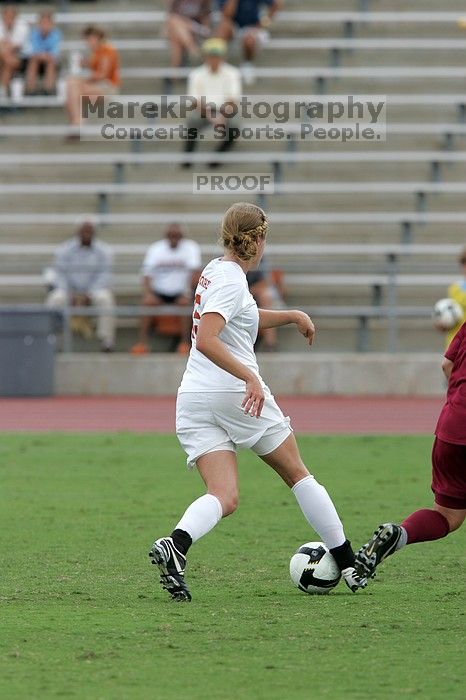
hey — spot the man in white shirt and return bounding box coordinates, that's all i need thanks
[0,5,29,97]
[132,224,202,354]
[183,37,242,167]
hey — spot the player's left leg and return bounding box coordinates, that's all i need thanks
[356,438,466,578]
[355,506,465,579]
[397,502,465,551]
[433,503,466,531]
[256,432,367,592]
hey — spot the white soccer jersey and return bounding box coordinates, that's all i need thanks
[178,257,265,393]
[142,238,202,297]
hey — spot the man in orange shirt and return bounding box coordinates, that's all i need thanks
[65,25,120,132]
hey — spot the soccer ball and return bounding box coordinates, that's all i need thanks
[289,541,341,595]
[433,298,463,330]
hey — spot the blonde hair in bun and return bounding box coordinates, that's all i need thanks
[220,202,268,261]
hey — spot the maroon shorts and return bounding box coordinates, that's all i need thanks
[431,437,466,509]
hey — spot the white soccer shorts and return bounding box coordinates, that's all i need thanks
[176,386,293,469]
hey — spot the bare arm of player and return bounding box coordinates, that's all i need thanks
[258,309,315,346]
[196,312,265,418]
[442,357,454,379]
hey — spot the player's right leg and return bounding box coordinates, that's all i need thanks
[150,450,238,602]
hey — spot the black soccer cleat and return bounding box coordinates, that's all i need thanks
[355,523,402,579]
[149,537,192,602]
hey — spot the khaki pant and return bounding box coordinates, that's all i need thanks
[46,288,116,346]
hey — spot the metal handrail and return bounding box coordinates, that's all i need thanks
[0,302,438,354]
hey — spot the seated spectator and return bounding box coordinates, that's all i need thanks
[166,0,212,68]
[216,0,282,85]
[65,25,120,133]
[246,256,284,351]
[184,38,241,167]
[132,224,202,355]
[0,4,29,98]
[46,218,116,352]
[445,246,466,345]
[24,9,61,95]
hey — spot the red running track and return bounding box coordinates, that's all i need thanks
[0,396,443,434]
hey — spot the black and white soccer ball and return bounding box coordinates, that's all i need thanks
[289,541,341,595]
[433,298,463,330]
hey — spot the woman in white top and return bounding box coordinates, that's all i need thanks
[150,202,367,600]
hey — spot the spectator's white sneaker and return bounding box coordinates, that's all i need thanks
[241,62,256,86]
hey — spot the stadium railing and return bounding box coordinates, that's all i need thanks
[2,302,440,355]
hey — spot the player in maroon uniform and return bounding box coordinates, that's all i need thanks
[356,323,466,578]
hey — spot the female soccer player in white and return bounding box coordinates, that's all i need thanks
[150,202,367,600]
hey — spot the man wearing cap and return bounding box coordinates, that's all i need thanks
[183,37,241,165]
[46,219,116,352]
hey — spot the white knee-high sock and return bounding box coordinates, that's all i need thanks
[175,494,223,544]
[292,475,346,550]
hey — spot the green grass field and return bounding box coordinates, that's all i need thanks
[0,434,464,700]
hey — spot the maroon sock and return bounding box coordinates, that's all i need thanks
[401,508,450,545]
